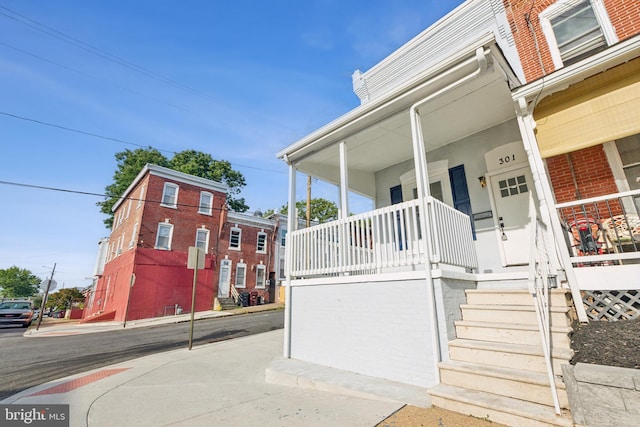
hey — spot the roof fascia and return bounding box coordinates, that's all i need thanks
[513,35,640,104]
[112,164,229,212]
[227,212,276,229]
[276,32,497,164]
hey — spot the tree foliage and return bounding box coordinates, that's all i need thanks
[0,266,41,298]
[98,147,249,227]
[168,150,248,212]
[45,288,84,310]
[277,198,339,223]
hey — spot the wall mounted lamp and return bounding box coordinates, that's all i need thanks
[478,176,487,188]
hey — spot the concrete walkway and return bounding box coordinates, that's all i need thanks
[5,330,408,426]
[3,304,435,426]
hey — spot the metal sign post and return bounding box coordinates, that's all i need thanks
[187,247,204,350]
[36,263,56,331]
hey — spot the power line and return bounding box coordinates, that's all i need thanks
[0,111,286,174]
[0,111,166,152]
[0,179,233,212]
[0,5,211,100]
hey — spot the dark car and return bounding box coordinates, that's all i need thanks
[0,299,35,328]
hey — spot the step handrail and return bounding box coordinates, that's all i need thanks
[230,284,239,305]
[528,209,561,415]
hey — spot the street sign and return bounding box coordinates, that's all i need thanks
[187,247,205,270]
[41,279,57,291]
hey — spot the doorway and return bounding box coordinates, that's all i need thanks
[488,166,535,266]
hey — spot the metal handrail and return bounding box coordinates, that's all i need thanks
[528,211,561,415]
[230,284,239,305]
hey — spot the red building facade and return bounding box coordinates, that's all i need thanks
[505,0,640,210]
[84,164,276,322]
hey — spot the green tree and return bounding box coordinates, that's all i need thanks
[98,148,249,228]
[169,150,249,212]
[0,266,41,297]
[98,147,169,227]
[45,288,84,310]
[278,198,339,223]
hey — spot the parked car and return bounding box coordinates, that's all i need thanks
[0,299,35,328]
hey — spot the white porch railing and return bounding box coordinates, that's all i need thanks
[288,197,478,278]
[555,189,640,267]
[528,212,561,415]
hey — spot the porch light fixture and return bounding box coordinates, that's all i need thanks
[478,176,487,188]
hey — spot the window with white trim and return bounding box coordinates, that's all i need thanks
[155,223,174,250]
[129,222,138,249]
[137,185,145,208]
[280,229,287,246]
[161,182,179,208]
[195,228,210,253]
[256,232,267,253]
[125,199,132,219]
[616,134,640,191]
[256,264,266,289]
[539,0,617,68]
[229,227,241,250]
[198,192,213,215]
[235,262,247,288]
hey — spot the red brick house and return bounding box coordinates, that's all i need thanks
[84,164,276,322]
[507,0,640,298]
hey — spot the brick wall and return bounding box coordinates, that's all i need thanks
[503,0,640,82]
[218,220,274,302]
[546,144,623,219]
[137,174,226,255]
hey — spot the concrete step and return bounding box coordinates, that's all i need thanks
[429,384,573,427]
[438,360,569,408]
[460,304,572,327]
[454,320,572,347]
[447,339,573,374]
[465,289,571,307]
[214,297,239,311]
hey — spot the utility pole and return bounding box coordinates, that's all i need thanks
[306,175,312,228]
[36,263,56,331]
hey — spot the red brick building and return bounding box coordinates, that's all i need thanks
[84,164,276,322]
[507,0,640,222]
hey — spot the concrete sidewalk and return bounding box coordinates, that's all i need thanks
[3,330,407,427]
[24,303,285,337]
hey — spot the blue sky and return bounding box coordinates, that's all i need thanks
[0,0,462,288]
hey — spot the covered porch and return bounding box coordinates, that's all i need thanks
[279,36,529,282]
[275,35,553,390]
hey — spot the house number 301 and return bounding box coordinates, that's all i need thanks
[498,154,516,165]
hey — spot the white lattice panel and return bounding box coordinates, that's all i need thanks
[582,290,640,321]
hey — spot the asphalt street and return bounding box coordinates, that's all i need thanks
[0,310,284,400]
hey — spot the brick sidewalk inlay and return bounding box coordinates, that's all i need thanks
[28,368,130,396]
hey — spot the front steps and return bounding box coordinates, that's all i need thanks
[429,288,575,427]
[213,297,238,311]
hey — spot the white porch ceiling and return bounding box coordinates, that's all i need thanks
[289,57,517,197]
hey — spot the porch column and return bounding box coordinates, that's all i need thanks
[284,161,297,357]
[515,97,588,322]
[339,141,349,219]
[409,106,440,382]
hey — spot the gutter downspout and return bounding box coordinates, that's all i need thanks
[409,46,488,384]
[283,157,296,358]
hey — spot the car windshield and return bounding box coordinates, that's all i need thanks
[0,302,31,310]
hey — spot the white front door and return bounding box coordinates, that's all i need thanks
[218,259,231,297]
[489,166,535,266]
